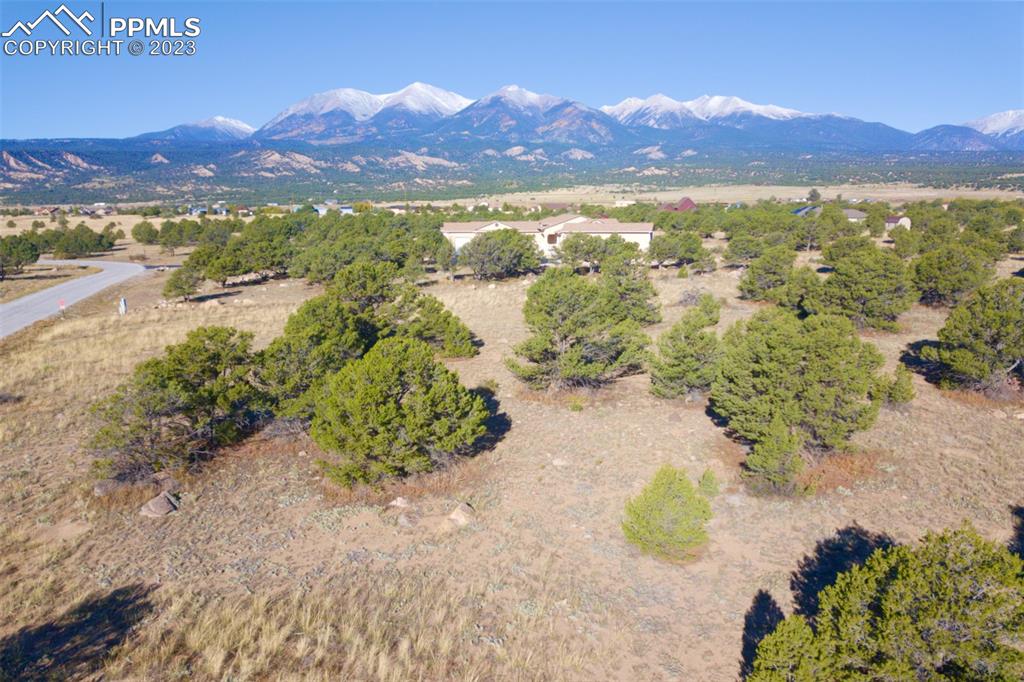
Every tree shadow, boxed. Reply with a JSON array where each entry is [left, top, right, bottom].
[[899, 339, 945, 386], [791, 524, 895, 621], [0, 583, 156, 680], [468, 385, 512, 455], [739, 589, 785, 679], [190, 290, 240, 303], [1010, 506, 1024, 560]]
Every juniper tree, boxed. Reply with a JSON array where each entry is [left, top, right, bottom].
[[912, 242, 992, 306], [749, 526, 1024, 681], [311, 337, 488, 486], [711, 309, 884, 452], [806, 245, 917, 330], [90, 327, 266, 478], [458, 228, 542, 279]]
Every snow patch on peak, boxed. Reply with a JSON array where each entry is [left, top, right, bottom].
[[485, 85, 564, 111], [379, 82, 473, 116], [602, 93, 807, 124], [682, 95, 804, 121], [964, 110, 1024, 136], [193, 116, 255, 137]]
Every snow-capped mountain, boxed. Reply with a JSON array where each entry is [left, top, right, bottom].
[[964, 110, 1024, 150], [134, 116, 255, 142], [965, 110, 1024, 136], [257, 82, 473, 141], [430, 85, 631, 145], [601, 93, 806, 128]]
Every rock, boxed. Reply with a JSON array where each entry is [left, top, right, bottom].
[[200, 299, 222, 308], [241, 298, 256, 306], [551, 458, 568, 467], [93, 479, 129, 498], [1014, 412, 1024, 420], [488, 283, 496, 289], [447, 502, 476, 527], [139, 492, 178, 518], [388, 496, 412, 509], [151, 471, 180, 493]]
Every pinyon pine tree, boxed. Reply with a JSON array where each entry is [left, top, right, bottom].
[[507, 267, 650, 390], [649, 294, 721, 398], [738, 245, 796, 301], [921, 278, 1024, 390]]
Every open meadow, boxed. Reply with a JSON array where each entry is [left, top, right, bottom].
[[1, 221, 1022, 680]]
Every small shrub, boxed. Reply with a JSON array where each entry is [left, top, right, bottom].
[[743, 415, 805, 493], [567, 395, 585, 412], [698, 469, 719, 497], [886, 364, 915, 404], [622, 465, 712, 561]]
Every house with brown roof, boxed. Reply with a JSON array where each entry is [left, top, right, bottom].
[[885, 215, 912, 230], [659, 197, 697, 213], [441, 214, 653, 257]]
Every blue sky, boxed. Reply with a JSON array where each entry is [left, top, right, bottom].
[[1, 1, 1021, 138]]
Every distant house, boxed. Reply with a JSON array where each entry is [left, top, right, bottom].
[[659, 197, 697, 213], [188, 205, 208, 216], [338, 205, 354, 215], [614, 199, 636, 208], [34, 206, 60, 216], [441, 213, 653, 257], [885, 215, 912, 230], [539, 202, 573, 212], [793, 205, 866, 222]]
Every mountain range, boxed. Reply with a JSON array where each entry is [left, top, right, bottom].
[[125, 83, 1024, 152], [2, 83, 1022, 203]]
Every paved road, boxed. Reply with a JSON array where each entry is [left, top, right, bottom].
[[0, 259, 148, 339]]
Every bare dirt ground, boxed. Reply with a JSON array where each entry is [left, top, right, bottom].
[[446, 183, 1024, 208], [0, 263, 101, 303], [1, 242, 1022, 680]]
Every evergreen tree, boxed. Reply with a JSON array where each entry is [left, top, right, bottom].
[[458, 229, 542, 279], [162, 265, 202, 301], [921, 278, 1024, 389], [807, 245, 917, 330], [507, 267, 650, 390], [711, 310, 884, 451], [739, 245, 796, 301], [649, 294, 721, 398], [555, 233, 607, 271], [743, 414, 805, 492], [913, 243, 992, 306], [622, 465, 712, 562], [750, 526, 1024, 681], [311, 338, 488, 486]]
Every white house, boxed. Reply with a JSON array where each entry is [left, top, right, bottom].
[[885, 215, 912, 230], [441, 214, 654, 258]]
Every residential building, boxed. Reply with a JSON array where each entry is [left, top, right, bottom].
[[885, 215, 912, 230], [659, 197, 697, 213], [441, 214, 653, 257]]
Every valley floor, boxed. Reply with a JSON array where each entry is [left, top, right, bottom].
[[1, 240, 1022, 679]]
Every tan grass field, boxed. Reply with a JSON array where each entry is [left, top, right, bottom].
[[441, 182, 1024, 208], [1, 235, 1022, 680], [0, 263, 101, 303]]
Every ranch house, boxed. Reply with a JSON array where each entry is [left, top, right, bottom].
[[441, 214, 654, 257]]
